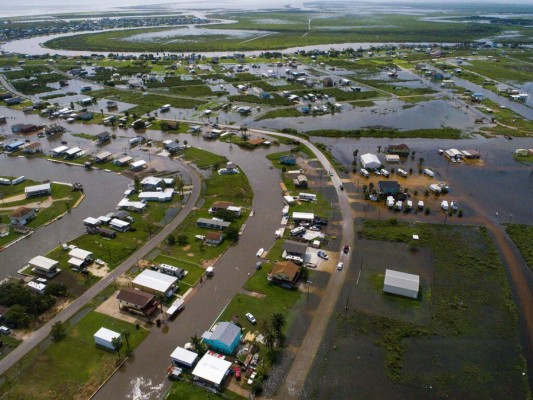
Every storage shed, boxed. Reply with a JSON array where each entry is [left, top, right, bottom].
[[170, 346, 198, 368], [94, 327, 121, 351], [360, 153, 381, 169], [383, 269, 420, 299]]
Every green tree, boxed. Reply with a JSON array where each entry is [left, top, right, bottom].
[[5, 305, 30, 328], [225, 225, 240, 242], [271, 313, 286, 343], [190, 334, 207, 356], [263, 328, 276, 350], [166, 234, 176, 246], [45, 283, 67, 297], [112, 336, 123, 358], [122, 329, 131, 355], [133, 119, 145, 130], [51, 321, 67, 342], [177, 234, 188, 246]]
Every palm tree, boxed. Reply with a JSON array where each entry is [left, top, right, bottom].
[[112, 336, 123, 359], [122, 329, 131, 355], [271, 313, 286, 341], [418, 157, 425, 166], [263, 329, 276, 350], [190, 334, 207, 356], [377, 145, 382, 153], [353, 149, 359, 161]]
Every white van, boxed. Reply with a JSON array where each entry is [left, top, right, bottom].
[[360, 168, 369, 178], [430, 184, 442, 194], [290, 226, 306, 237], [423, 168, 435, 178], [441, 200, 449, 211]]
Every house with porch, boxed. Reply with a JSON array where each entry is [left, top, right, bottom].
[[10, 207, 36, 225], [268, 260, 301, 289]]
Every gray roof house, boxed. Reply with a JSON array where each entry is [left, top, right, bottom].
[[282, 240, 308, 258]]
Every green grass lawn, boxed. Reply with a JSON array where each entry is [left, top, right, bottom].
[[1, 311, 148, 400], [180, 147, 228, 170], [152, 254, 206, 286], [165, 380, 245, 400], [506, 224, 533, 272]]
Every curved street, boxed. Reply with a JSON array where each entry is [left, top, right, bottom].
[[0, 162, 202, 376]]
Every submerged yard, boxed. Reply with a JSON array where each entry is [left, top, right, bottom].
[[304, 220, 530, 400]]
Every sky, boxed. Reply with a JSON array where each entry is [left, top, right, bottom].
[[3, 0, 533, 18]]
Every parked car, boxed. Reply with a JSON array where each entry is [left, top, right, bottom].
[[337, 262, 344, 270], [234, 367, 241, 380], [246, 313, 256, 324], [441, 200, 449, 211], [380, 169, 389, 177], [343, 245, 350, 254], [317, 251, 329, 260], [0, 326, 11, 335], [451, 200, 459, 211], [309, 225, 321, 231], [247, 372, 257, 385]]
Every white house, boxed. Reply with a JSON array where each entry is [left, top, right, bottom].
[[360, 153, 381, 169], [94, 327, 121, 351], [28, 255, 60, 277], [25, 183, 51, 198], [192, 353, 232, 389], [383, 269, 420, 299], [68, 248, 93, 270], [132, 269, 178, 298], [110, 218, 131, 232]]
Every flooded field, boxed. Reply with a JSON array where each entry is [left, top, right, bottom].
[[301, 225, 529, 400], [256, 99, 477, 132], [124, 27, 271, 43]]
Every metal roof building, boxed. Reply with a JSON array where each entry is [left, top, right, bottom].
[[360, 153, 381, 169], [383, 269, 420, 299], [132, 269, 178, 297], [192, 353, 232, 388]]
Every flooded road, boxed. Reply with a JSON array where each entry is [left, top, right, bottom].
[[0, 156, 130, 276]]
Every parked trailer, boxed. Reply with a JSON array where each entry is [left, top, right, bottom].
[[11, 176, 26, 185]]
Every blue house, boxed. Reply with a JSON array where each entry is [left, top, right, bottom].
[[4, 140, 25, 152], [279, 155, 297, 165], [202, 322, 242, 355]]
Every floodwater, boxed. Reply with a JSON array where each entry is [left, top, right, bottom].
[[124, 27, 270, 43], [0, 30, 456, 58], [0, 156, 130, 277], [314, 135, 533, 225], [256, 99, 477, 132]]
